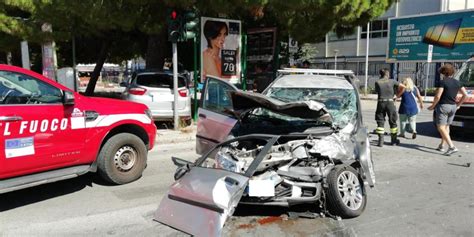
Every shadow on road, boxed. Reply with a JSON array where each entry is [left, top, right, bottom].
[[396, 142, 443, 154], [0, 173, 112, 212], [369, 136, 442, 155], [417, 121, 474, 142], [233, 204, 289, 217], [370, 121, 474, 144], [414, 121, 439, 138], [233, 203, 324, 218]]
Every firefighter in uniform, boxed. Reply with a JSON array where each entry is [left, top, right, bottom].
[[375, 69, 405, 147]]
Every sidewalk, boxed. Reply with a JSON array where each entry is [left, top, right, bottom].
[[155, 125, 196, 145], [360, 93, 434, 103]]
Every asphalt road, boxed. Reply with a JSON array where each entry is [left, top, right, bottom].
[[1, 100, 473, 237]]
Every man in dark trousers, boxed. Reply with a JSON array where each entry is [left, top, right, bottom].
[[375, 68, 405, 147]]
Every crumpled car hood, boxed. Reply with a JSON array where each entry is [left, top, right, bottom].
[[230, 91, 331, 122]]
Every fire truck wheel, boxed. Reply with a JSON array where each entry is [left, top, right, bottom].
[[97, 133, 147, 184]]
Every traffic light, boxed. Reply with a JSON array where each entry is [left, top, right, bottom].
[[183, 11, 199, 41], [167, 9, 181, 42]]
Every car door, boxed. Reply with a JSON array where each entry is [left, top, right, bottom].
[[196, 77, 238, 155], [0, 68, 86, 179], [155, 135, 278, 237]]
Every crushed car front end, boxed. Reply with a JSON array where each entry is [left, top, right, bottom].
[[155, 72, 375, 236]]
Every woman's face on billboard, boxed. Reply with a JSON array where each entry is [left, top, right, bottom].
[[211, 27, 227, 50]]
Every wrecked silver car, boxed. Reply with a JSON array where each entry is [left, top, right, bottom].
[[155, 72, 375, 236]]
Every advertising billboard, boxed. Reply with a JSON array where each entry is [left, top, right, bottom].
[[200, 17, 241, 84], [387, 10, 474, 62]]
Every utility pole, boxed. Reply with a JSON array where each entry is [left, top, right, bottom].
[[167, 9, 199, 129], [425, 44, 433, 98], [172, 42, 179, 130], [72, 36, 78, 92], [364, 22, 370, 95], [193, 36, 198, 121], [6, 52, 12, 65], [21, 41, 30, 69], [41, 23, 57, 81]]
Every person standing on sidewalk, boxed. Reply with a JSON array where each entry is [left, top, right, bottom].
[[428, 64, 468, 156], [398, 77, 424, 139], [375, 68, 405, 147]]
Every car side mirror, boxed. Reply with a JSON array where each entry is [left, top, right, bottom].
[[172, 156, 192, 167], [63, 91, 75, 105], [174, 166, 189, 180], [172, 157, 193, 180]]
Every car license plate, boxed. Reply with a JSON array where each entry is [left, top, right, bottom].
[[451, 121, 463, 127], [248, 180, 275, 197]]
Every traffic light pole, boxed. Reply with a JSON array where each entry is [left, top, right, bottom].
[[241, 34, 247, 91], [173, 42, 179, 130], [193, 36, 198, 121]]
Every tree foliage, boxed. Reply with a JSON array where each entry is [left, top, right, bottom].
[[0, 0, 394, 93]]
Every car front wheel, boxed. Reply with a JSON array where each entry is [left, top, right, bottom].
[[326, 165, 367, 218], [97, 133, 147, 184]]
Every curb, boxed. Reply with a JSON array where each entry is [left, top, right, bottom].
[[155, 126, 197, 145]]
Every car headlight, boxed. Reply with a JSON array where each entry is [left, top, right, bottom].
[[216, 151, 237, 172], [144, 109, 153, 120]]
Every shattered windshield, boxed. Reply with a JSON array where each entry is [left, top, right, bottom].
[[265, 87, 358, 128], [454, 61, 474, 87]]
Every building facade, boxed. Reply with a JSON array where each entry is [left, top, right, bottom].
[[304, 0, 474, 90]]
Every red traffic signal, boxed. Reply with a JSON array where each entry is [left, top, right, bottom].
[[171, 10, 177, 20]]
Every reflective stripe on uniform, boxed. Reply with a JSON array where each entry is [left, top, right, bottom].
[[376, 127, 385, 134], [390, 127, 398, 134]]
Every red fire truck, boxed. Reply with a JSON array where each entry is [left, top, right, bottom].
[[0, 65, 157, 193], [452, 58, 474, 129]]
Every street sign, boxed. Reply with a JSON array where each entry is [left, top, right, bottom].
[[427, 44, 433, 63], [387, 9, 474, 62], [289, 37, 298, 53], [221, 49, 237, 76], [200, 17, 241, 84]]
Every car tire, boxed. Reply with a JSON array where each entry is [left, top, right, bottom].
[[184, 118, 193, 127], [326, 165, 366, 218], [97, 133, 147, 184]]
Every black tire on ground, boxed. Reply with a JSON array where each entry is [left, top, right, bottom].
[[97, 133, 147, 184], [184, 118, 193, 127], [326, 165, 367, 218]]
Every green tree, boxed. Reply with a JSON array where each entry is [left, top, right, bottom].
[[0, 0, 394, 94]]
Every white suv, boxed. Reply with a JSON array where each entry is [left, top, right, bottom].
[[121, 71, 192, 125]]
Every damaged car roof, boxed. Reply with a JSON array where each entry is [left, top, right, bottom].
[[230, 90, 330, 120]]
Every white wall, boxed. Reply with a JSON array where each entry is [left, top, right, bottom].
[[469, 0, 474, 8], [448, 0, 474, 10], [381, 2, 397, 18], [398, 0, 441, 16], [303, 42, 326, 58], [327, 40, 359, 57], [358, 38, 388, 56]]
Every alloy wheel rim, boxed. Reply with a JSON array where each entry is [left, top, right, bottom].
[[337, 170, 363, 210]]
